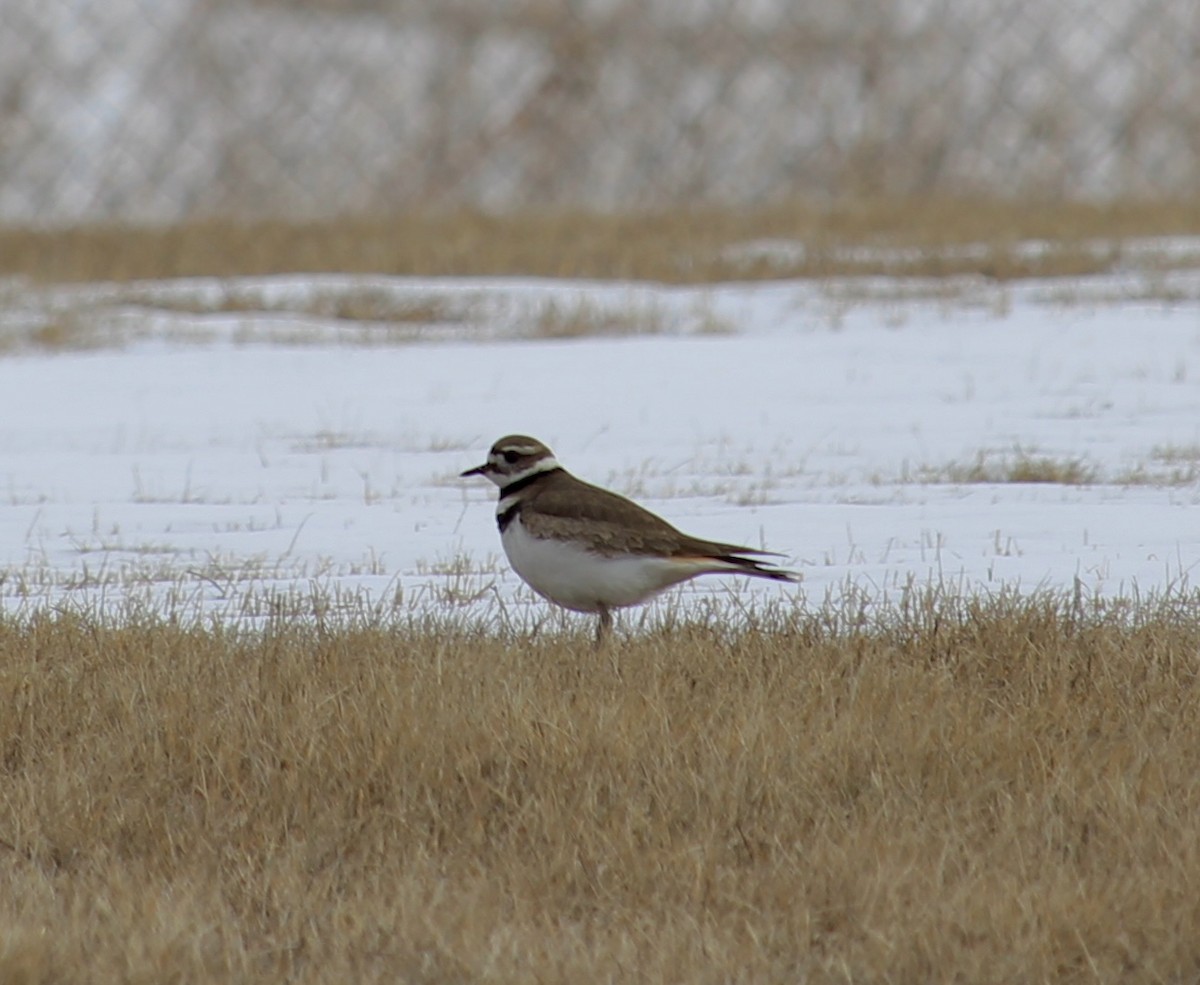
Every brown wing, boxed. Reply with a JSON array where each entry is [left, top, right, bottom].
[[522, 471, 777, 559]]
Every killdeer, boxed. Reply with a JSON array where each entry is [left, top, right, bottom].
[[461, 435, 797, 643]]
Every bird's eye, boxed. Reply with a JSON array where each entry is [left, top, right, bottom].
[[503, 450, 519, 464]]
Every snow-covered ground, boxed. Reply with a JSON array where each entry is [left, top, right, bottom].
[[1, 258, 1199, 629]]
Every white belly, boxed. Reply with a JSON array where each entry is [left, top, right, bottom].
[[500, 519, 706, 612]]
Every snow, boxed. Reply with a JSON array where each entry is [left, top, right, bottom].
[[1, 260, 1199, 628]]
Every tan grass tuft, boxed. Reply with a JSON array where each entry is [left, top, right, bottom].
[[528, 298, 666, 339], [914, 449, 1100, 485]]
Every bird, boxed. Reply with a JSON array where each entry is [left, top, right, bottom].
[[460, 435, 797, 643]]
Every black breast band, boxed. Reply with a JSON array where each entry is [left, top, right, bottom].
[[497, 502, 521, 532]]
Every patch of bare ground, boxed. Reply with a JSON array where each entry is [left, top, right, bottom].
[[1, 587, 1199, 982]]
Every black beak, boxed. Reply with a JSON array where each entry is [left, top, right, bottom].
[[460, 464, 488, 478]]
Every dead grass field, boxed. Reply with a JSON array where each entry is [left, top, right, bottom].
[[2, 589, 1199, 983], [6, 198, 1200, 284]]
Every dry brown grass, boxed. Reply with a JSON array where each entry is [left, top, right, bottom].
[[901, 447, 1200, 489], [908, 449, 1101, 486], [5, 198, 1200, 285], [529, 298, 668, 339], [2, 588, 1200, 983]]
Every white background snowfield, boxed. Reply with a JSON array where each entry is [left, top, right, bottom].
[[1, 251, 1198, 629]]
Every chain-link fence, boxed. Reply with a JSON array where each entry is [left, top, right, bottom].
[[3, 0, 1198, 226]]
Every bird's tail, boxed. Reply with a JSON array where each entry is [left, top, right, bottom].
[[711, 553, 799, 583]]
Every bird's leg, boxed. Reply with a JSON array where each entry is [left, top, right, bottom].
[[594, 606, 613, 648]]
